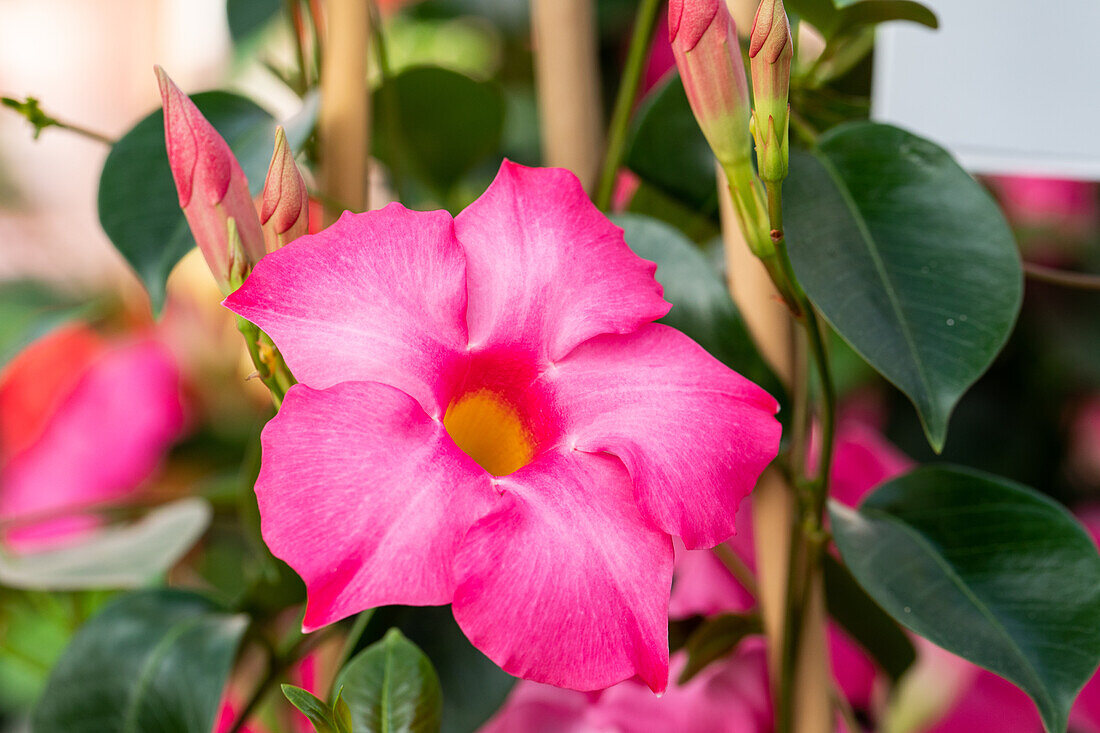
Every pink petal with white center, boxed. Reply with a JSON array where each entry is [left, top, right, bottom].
[[224, 204, 469, 416], [543, 323, 781, 549], [0, 340, 184, 552], [452, 449, 673, 693], [256, 381, 495, 631], [454, 161, 669, 362]]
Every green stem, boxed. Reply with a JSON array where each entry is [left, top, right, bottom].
[[285, 0, 310, 93], [236, 316, 294, 408], [366, 0, 405, 203], [593, 0, 662, 210], [1024, 261, 1100, 291], [712, 544, 759, 597], [328, 609, 376, 696], [227, 629, 336, 733], [764, 179, 837, 733]]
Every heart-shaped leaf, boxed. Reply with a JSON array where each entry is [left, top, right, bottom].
[[830, 466, 1100, 733], [31, 589, 248, 733], [0, 498, 211, 590], [98, 92, 315, 312], [335, 628, 442, 733], [785, 123, 1022, 451]]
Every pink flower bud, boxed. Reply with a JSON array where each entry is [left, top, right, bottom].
[[749, 0, 793, 183], [668, 0, 753, 180], [155, 66, 265, 292], [260, 126, 309, 251]]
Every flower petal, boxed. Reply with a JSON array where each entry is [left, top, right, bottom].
[[455, 161, 669, 362], [1, 340, 184, 552], [224, 204, 469, 416], [453, 449, 673, 693], [256, 381, 496, 631], [544, 324, 781, 549]]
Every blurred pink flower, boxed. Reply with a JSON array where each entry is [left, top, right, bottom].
[[225, 160, 782, 692], [0, 324, 185, 553], [479, 641, 772, 733], [989, 176, 1097, 263], [993, 177, 1097, 230], [1070, 397, 1100, 487]]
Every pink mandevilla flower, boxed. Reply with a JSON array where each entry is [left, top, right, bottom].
[[0, 325, 184, 552], [224, 160, 782, 692]]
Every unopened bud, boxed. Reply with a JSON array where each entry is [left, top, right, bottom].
[[156, 66, 265, 292], [227, 218, 249, 292], [260, 126, 309, 251], [749, 0, 793, 183], [669, 0, 754, 181]]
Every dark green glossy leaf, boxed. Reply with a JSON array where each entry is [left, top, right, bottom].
[[822, 553, 915, 682], [373, 66, 504, 196], [0, 498, 211, 590], [785, 123, 1022, 451], [335, 628, 442, 733], [31, 589, 248, 733], [625, 73, 718, 214], [227, 0, 282, 42], [0, 282, 94, 369], [612, 213, 780, 396], [830, 466, 1100, 733], [98, 92, 314, 312], [678, 613, 761, 684], [282, 685, 339, 733], [359, 606, 512, 733]]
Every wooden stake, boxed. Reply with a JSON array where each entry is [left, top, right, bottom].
[[318, 0, 370, 224], [530, 0, 604, 190]]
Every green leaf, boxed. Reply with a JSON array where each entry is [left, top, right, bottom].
[[359, 606, 512, 733], [282, 685, 339, 733], [612, 213, 780, 396], [786, 0, 841, 35], [0, 499, 212, 590], [333, 689, 354, 733], [98, 92, 315, 312], [335, 628, 442, 733], [785, 123, 1022, 451], [0, 281, 93, 370], [678, 613, 761, 684], [832, 1, 937, 37], [625, 73, 718, 214], [830, 466, 1100, 733], [822, 553, 915, 682], [31, 589, 248, 733], [227, 0, 282, 42], [373, 66, 504, 197], [792, 0, 935, 38]]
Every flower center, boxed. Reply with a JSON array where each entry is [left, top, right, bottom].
[[443, 388, 535, 477]]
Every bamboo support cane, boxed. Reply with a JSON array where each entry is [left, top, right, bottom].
[[530, 0, 604, 190], [318, 0, 370, 223]]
